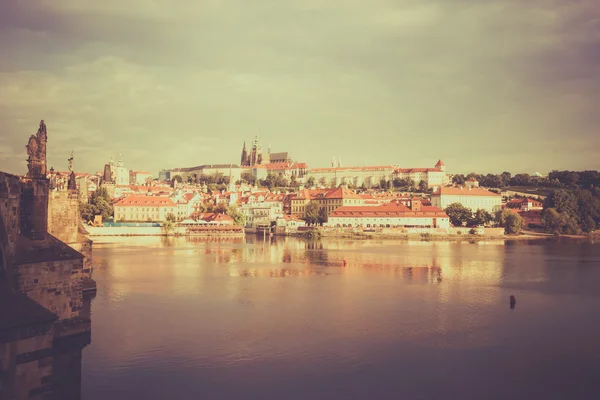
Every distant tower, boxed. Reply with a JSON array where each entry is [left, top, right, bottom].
[[435, 159, 446, 172], [332, 156, 336, 168], [241, 141, 248, 166], [338, 157, 342, 168]]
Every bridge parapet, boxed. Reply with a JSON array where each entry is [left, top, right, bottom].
[[0, 172, 23, 281]]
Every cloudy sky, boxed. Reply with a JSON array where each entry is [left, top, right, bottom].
[[1, 0, 599, 176]]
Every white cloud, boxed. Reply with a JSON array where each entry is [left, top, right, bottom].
[[0, 0, 599, 174]]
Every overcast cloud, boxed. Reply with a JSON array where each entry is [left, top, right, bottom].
[[1, 0, 599, 175]]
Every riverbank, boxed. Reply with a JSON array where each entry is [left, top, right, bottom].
[[85, 226, 244, 237], [287, 229, 593, 242]]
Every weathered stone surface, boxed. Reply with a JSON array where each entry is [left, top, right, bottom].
[[25, 120, 48, 179], [47, 190, 79, 245], [19, 177, 49, 241], [0, 121, 93, 400]]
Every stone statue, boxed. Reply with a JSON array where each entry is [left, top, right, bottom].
[[26, 120, 48, 178], [68, 151, 74, 172]]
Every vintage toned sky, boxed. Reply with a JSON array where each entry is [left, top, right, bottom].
[[1, 0, 599, 176]]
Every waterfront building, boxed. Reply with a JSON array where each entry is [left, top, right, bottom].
[[430, 187, 502, 213], [290, 189, 327, 218], [190, 212, 235, 225], [326, 198, 450, 228], [275, 214, 306, 233], [465, 178, 479, 188], [506, 197, 543, 211], [173, 192, 203, 221], [114, 195, 177, 222], [314, 187, 365, 216], [239, 193, 284, 227]]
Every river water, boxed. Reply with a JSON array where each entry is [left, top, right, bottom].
[[82, 236, 600, 399]]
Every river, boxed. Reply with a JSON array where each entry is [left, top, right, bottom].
[[81, 236, 600, 399]]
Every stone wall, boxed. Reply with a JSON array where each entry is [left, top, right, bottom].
[[69, 239, 93, 279], [0, 173, 22, 280], [0, 326, 54, 399], [19, 177, 49, 241], [48, 190, 79, 244], [17, 257, 83, 320]]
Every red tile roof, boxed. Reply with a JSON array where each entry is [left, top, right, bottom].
[[433, 187, 500, 197], [115, 195, 176, 207], [322, 187, 363, 199], [330, 202, 447, 218]]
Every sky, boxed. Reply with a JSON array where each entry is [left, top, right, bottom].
[[0, 0, 599, 176]]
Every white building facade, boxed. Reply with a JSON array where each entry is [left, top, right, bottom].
[[326, 202, 450, 228], [114, 195, 178, 222], [430, 187, 502, 213]]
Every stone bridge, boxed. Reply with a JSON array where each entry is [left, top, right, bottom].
[[0, 121, 94, 399]]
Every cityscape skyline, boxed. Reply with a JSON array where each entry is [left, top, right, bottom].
[[1, 1, 600, 175]]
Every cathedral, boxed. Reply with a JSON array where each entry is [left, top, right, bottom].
[[240, 136, 270, 167]]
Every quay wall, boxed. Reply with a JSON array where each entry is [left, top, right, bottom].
[[17, 257, 83, 321], [86, 226, 244, 237]]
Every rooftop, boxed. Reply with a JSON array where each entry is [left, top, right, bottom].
[[433, 187, 501, 197], [115, 195, 176, 207]]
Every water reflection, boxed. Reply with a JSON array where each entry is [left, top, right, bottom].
[[83, 236, 600, 400]]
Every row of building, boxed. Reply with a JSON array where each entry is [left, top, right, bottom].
[[109, 182, 510, 231], [157, 137, 451, 189]]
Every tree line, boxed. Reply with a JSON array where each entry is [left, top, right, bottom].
[[452, 170, 600, 190], [444, 203, 525, 234]]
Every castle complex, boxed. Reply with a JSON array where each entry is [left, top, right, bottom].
[[240, 136, 291, 167]]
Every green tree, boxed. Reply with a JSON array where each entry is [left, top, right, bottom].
[[161, 220, 175, 235], [500, 172, 512, 187], [304, 202, 320, 226], [166, 213, 177, 223], [214, 202, 228, 214], [93, 198, 113, 220], [80, 202, 95, 222], [470, 209, 493, 227], [290, 175, 299, 188], [505, 213, 525, 234], [226, 205, 246, 226], [444, 203, 472, 227], [418, 180, 428, 192], [241, 171, 256, 185], [171, 175, 183, 186], [317, 207, 328, 226], [542, 208, 580, 235], [452, 174, 465, 185], [494, 208, 514, 227], [582, 216, 596, 233], [547, 189, 578, 216], [307, 177, 315, 187]]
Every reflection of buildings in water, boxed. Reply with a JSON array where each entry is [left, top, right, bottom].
[[231, 268, 327, 278], [0, 292, 92, 400]]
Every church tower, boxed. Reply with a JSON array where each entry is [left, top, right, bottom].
[[241, 141, 248, 166]]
